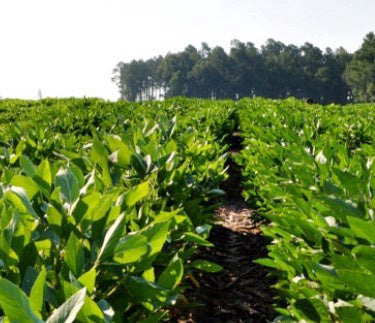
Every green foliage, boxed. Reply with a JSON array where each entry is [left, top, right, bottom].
[[0, 97, 233, 322], [238, 97, 375, 322]]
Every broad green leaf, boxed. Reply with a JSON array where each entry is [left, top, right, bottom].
[[352, 245, 375, 274], [29, 268, 47, 316], [61, 282, 104, 323], [142, 267, 155, 282], [34, 159, 52, 196], [125, 276, 167, 303], [91, 136, 111, 188], [106, 135, 132, 167], [293, 298, 324, 322], [336, 306, 363, 323], [183, 232, 214, 247], [347, 217, 375, 243], [191, 260, 223, 273], [10, 175, 39, 200], [337, 270, 375, 298], [0, 277, 43, 323], [157, 257, 183, 290], [207, 189, 226, 197], [74, 192, 101, 228], [78, 268, 96, 294], [20, 155, 37, 177], [141, 221, 171, 256], [124, 181, 150, 208], [0, 234, 19, 266], [114, 233, 149, 264], [64, 232, 85, 277], [97, 213, 125, 262], [21, 267, 39, 296], [4, 186, 38, 218], [46, 288, 86, 323], [54, 167, 79, 205]]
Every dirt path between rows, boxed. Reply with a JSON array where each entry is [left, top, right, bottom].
[[175, 133, 274, 322]]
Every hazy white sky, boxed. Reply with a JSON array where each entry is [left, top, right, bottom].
[[0, 0, 374, 100]]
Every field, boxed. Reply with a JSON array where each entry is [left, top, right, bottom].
[[0, 97, 374, 322]]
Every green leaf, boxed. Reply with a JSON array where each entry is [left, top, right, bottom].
[[64, 232, 85, 277], [293, 298, 321, 322], [46, 288, 86, 323], [20, 155, 37, 177], [10, 175, 40, 200], [125, 276, 167, 303], [106, 135, 132, 167], [337, 269, 375, 298], [157, 257, 183, 290], [207, 189, 226, 197], [124, 181, 150, 208], [54, 167, 79, 205], [114, 233, 149, 264], [352, 245, 375, 274], [0, 233, 19, 266], [92, 136, 112, 189], [141, 221, 171, 256], [336, 306, 363, 323], [4, 185, 38, 218], [61, 282, 104, 323], [191, 260, 223, 273], [29, 268, 47, 316], [0, 277, 43, 323], [34, 159, 52, 196], [97, 213, 125, 262], [78, 268, 96, 294], [321, 196, 362, 221], [183, 232, 214, 247], [347, 217, 375, 243]]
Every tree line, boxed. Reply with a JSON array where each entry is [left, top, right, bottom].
[[112, 32, 375, 104]]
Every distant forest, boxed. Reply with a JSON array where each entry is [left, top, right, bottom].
[[113, 32, 375, 104]]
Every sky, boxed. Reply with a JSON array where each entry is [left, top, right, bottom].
[[0, 0, 374, 101]]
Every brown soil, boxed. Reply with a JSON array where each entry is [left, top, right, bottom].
[[173, 131, 274, 322]]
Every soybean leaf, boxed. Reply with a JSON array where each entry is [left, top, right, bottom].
[[337, 270, 375, 298], [46, 287, 86, 323], [0, 277, 43, 323], [125, 276, 167, 303], [191, 260, 223, 273], [33, 159, 52, 196], [77, 268, 96, 294], [20, 155, 37, 177], [29, 268, 47, 315], [347, 216, 375, 243], [4, 186, 38, 218], [336, 306, 363, 323], [141, 221, 171, 256], [157, 257, 184, 290], [352, 245, 375, 274], [92, 136, 112, 189], [64, 232, 85, 277], [124, 181, 150, 208], [97, 213, 125, 262], [114, 234, 149, 264], [54, 167, 79, 205], [10, 175, 40, 200], [183, 232, 214, 247]]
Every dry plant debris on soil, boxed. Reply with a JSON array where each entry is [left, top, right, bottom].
[[174, 141, 274, 322]]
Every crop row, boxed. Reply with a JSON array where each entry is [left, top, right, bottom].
[[0, 98, 235, 322], [237, 98, 375, 322]]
